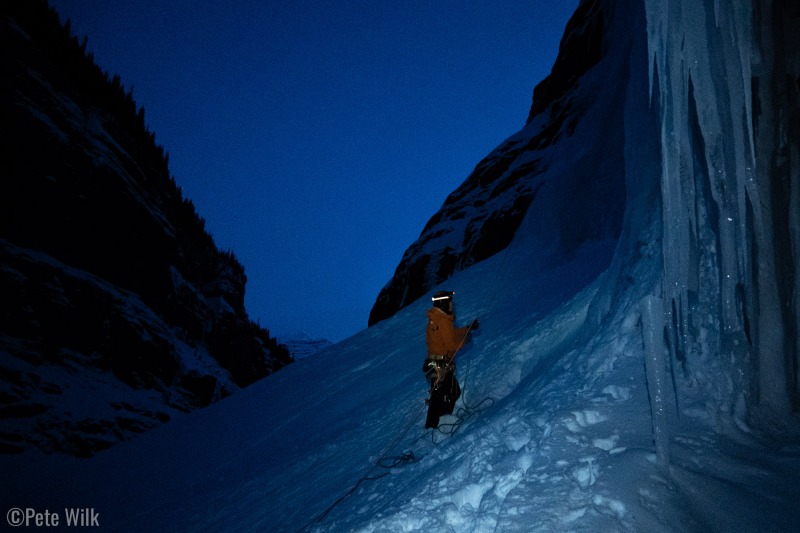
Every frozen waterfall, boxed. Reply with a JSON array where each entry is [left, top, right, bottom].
[[642, 0, 799, 430]]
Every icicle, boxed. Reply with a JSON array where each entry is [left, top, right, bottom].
[[641, 0, 765, 415], [748, 0, 797, 420], [641, 295, 671, 473]]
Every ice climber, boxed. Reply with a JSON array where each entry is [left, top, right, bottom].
[[423, 290, 479, 429]]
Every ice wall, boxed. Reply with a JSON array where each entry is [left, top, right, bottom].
[[642, 0, 799, 429]]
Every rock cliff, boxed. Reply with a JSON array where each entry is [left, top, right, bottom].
[[0, 1, 292, 456]]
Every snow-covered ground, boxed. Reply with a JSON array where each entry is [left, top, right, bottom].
[[3, 229, 798, 532]]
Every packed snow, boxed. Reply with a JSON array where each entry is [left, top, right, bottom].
[[3, 228, 798, 531]]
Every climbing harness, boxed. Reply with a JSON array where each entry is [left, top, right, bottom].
[[427, 234, 520, 440], [425, 357, 455, 391], [298, 234, 519, 530]]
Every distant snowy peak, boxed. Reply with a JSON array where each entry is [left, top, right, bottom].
[[369, 0, 621, 326], [278, 333, 333, 360]]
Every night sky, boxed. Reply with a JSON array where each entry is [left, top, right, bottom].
[[48, 0, 579, 342]]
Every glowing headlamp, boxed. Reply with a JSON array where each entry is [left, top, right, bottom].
[[431, 291, 455, 302]]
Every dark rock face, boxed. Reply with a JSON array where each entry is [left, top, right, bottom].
[[369, 0, 618, 326], [0, 1, 292, 456]]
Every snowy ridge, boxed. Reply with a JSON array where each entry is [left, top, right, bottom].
[[369, 0, 616, 326], [278, 333, 333, 360]]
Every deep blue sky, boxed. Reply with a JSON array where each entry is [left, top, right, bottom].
[[49, 0, 578, 342]]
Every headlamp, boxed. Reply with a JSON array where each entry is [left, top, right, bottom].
[[431, 291, 455, 302]]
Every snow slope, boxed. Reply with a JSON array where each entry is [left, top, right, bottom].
[[3, 227, 799, 532]]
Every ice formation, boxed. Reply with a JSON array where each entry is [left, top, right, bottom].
[[642, 0, 799, 430]]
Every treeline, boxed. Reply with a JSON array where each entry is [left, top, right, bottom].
[[8, 0, 243, 277], [4, 0, 287, 370], [11, 1, 167, 173]]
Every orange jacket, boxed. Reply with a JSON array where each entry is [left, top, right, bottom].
[[426, 307, 470, 359]]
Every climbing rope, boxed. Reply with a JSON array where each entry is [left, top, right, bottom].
[[295, 400, 426, 532], [433, 396, 495, 442], [297, 235, 520, 530], [431, 235, 518, 440]]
